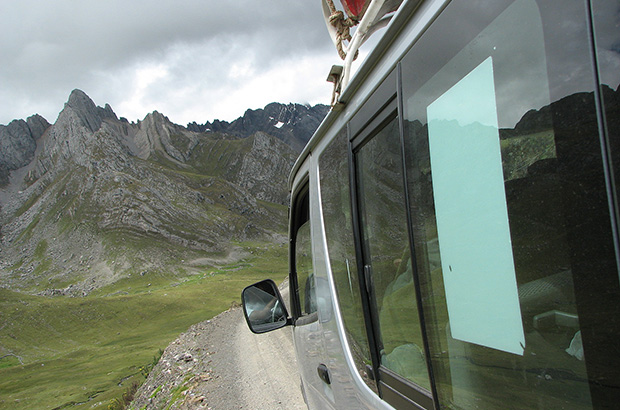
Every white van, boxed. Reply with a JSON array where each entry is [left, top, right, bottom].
[[242, 0, 620, 408]]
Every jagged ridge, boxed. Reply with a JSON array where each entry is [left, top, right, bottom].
[[187, 102, 329, 152]]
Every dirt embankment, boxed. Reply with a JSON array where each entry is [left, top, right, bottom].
[[130, 285, 305, 410]]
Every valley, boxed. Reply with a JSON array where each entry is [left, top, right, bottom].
[[0, 241, 288, 409]]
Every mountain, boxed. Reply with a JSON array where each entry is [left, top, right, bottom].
[[187, 102, 329, 152], [0, 90, 326, 296]]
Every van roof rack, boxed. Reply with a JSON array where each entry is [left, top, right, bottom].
[[322, 0, 403, 103]]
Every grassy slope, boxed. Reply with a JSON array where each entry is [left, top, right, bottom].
[[0, 242, 288, 410]]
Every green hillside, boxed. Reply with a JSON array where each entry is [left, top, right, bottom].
[[0, 241, 288, 410]]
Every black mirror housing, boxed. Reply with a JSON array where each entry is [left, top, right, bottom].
[[241, 279, 291, 334]]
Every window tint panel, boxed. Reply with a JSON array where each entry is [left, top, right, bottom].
[[427, 57, 525, 355]]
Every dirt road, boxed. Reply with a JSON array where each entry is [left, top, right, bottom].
[[130, 285, 306, 410]]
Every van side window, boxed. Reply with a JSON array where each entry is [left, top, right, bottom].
[[401, 0, 617, 408], [319, 129, 377, 392], [291, 185, 316, 317], [354, 113, 431, 393]]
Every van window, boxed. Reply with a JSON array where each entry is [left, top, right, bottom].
[[319, 129, 377, 392], [401, 0, 618, 408], [291, 185, 317, 317], [354, 113, 431, 392]]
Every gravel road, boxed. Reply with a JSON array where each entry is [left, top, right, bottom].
[[130, 284, 306, 410]]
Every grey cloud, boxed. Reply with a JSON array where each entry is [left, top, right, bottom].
[[0, 0, 335, 124]]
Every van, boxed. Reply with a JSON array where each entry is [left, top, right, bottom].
[[242, 0, 620, 408]]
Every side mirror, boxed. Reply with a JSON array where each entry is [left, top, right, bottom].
[[242, 279, 291, 334]]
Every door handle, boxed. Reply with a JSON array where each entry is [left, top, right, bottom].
[[317, 363, 331, 385]]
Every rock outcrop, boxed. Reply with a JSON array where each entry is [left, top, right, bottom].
[[236, 132, 295, 204], [0, 115, 51, 185]]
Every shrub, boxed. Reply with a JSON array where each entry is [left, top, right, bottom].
[[108, 382, 139, 410]]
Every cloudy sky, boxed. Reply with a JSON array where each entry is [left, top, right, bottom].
[[0, 0, 360, 126]]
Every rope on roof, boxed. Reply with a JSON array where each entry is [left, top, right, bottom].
[[325, 0, 360, 60]]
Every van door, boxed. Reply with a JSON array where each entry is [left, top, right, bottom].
[[290, 174, 336, 409]]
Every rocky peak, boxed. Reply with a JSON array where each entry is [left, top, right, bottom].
[[0, 120, 37, 170], [0, 88, 326, 301], [27, 91, 123, 182], [64, 89, 118, 133], [26, 114, 51, 140]]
